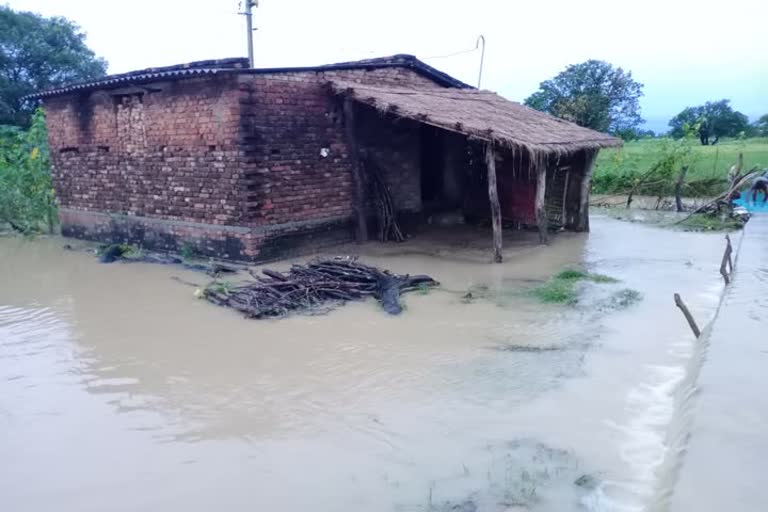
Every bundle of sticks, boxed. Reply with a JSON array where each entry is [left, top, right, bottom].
[[363, 157, 405, 242], [204, 258, 438, 318]]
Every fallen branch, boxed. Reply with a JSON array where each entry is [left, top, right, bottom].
[[674, 293, 701, 338], [675, 161, 759, 225], [719, 234, 733, 284], [203, 258, 438, 318]]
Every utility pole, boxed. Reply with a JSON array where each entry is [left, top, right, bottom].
[[243, 1, 257, 67], [476, 35, 486, 89]]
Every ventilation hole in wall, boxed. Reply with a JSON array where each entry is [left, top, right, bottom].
[[97, 145, 110, 153], [59, 147, 79, 154], [208, 145, 217, 152], [270, 148, 281, 155]]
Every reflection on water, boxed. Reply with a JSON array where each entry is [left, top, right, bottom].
[[0, 217, 728, 511]]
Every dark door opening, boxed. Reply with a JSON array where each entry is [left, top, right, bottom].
[[420, 125, 444, 208]]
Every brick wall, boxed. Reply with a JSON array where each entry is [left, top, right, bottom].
[[354, 105, 422, 212], [45, 66, 447, 260], [46, 75, 248, 225]]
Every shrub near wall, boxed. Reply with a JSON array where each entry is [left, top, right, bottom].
[[0, 109, 57, 233]]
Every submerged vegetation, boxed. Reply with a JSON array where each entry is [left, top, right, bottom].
[[96, 243, 145, 262], [598, 288, 643, 310], [599, 207, 746, 232], [532, 269, 618, 304], [678, 213, 745, 232]]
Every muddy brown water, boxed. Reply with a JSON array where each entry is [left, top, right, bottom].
[[0, 216, 733, 511]]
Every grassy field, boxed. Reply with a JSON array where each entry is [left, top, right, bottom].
[[593, 137, 768, 196]]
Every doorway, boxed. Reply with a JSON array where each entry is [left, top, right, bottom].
[[420, 125, 444, 209]]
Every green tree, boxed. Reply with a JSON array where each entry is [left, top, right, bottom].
[[668, 100, 749, 145], [524, 60, 644, 135], [752, 114, 768, 137], [0, 6, 107, 126], [0, 109, 56, 233]]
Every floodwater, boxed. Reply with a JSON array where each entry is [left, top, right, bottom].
[[663, 215, 768, 512], [0, 216, 735, 512]]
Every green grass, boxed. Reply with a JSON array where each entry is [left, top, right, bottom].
[[678, 213, 744, 231], [532, 268, 619, 304], [593, 137, 768, 197]]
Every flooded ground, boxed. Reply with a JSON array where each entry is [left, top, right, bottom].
[[664, 214, 768, 512], [0, 216, 730, 511]]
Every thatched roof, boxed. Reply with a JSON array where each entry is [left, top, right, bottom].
[[327, 80, 622, 156]]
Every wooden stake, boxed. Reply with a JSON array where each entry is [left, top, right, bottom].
[[535, 163, 548, 244], [674, 165, 689, 212], [577, 149, 597, 232], [674, 293, 701, 338], [485, 143, 503, 263], [342, 98, 368, 243], [720, 234, 733, 284]]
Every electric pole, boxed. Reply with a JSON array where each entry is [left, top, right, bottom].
[[243, 1, 257, 67], [476, 35, 485, 89]]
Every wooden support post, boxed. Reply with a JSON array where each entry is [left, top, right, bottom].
[[485, 143, 503, 263], [561, 170, 570, 228], [577, 149, 597, 232], [342, 98, 368, 243], [535, 163, 548, 244], [674, 293, 701, 338]]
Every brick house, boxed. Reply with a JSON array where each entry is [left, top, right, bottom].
[[31, 55, 620, 262]]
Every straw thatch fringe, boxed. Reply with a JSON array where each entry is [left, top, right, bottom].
[[326, 80, 622, 162]]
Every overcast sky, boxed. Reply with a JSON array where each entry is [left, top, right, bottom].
[[9, 0, 767, 132]]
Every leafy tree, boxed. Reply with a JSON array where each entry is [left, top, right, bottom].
[[615, 127, 656, 141], [0, 109, 56, 233], [752, 114, 768, 137], [668, 100, 749, 145], [524, 60, 644, 134], [0, 6, 107, 126]]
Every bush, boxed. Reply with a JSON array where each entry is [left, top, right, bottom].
[[0, 109, 56, 233]]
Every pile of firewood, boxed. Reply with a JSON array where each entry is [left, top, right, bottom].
[[203, 258, 438, 318]]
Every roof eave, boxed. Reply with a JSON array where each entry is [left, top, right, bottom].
[[25, 54, 472, 101]]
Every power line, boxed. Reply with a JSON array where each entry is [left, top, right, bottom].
[[422, 46, 479, 60]]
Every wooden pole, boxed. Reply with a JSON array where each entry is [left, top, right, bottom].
[[342, 98, 368, 243], [577, 149, 597, 232], [535, 160, 548, 244], [561, 170, 570, 228], [674, 293, 701, 338], [485, 143, 503, 263]]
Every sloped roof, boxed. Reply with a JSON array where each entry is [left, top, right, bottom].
[[26, 58, 251, 100], [26, 54, 470, 100], [328, 80, 622, 155]]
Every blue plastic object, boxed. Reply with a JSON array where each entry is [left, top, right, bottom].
[[733, 197, 768, 213]]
